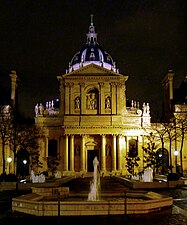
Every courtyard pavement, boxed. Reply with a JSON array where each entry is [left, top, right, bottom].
[[0, 177, 187, 225]]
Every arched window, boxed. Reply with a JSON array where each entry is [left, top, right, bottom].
[[128, 139, 138, 157]]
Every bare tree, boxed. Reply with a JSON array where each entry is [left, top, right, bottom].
[[142, 132, 158, 176], [160, 120, 177, 173]]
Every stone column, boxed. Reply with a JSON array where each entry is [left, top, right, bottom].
[[81, 135, 86, 171], [112, 135, 117, 171], [101, 135, 106, 172], [64, 135, 69, 171], [70, 135, 74, 171]]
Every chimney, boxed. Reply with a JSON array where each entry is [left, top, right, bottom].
[[9, 70, 18, 108]]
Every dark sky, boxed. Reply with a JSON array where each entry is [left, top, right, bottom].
[[0, 0, 187, 119]]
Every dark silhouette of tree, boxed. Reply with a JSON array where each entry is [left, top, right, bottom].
[[175, 112, 187, 175], [9, 123, 42, 174], [46, 155, 60, 176], [149, 123, 168, 174], [0, 105, 13, 175], [125, 155, 140, 176], [142, 132, 159, 176]]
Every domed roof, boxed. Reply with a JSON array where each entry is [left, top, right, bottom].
[[67, 15, 119, 73]]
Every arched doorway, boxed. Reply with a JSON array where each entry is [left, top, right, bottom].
[[87, 150, 99, 172], [17, 149, 29, 178], [156, 148, 169, 175]]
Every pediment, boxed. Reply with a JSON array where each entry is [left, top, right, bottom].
[[85, 141, 98, 148], [64, 63, 123, 77]]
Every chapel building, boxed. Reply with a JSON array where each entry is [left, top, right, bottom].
[[34, 18, 151, 176]]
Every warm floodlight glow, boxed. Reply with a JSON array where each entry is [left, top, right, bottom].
[[7, 156, 12, 163], [174, 150, 178, 156]]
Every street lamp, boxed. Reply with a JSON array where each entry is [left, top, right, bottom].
[[174, 150, 178, 173], [7, 156, 12, 174], [23, 159, 27, 178]]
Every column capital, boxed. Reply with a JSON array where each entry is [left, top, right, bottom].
[[99, 82, 104, 87], [69, 82, 74, 87], [110, 82, 116, 87], [79, 82, 85, 87], [116, 82, 123, 87], [65, 82, 74, 87]]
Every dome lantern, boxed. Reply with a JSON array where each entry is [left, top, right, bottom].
[[67, 15, 119, 74]]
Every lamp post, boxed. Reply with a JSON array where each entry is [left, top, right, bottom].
[[174, 150, 178, 173], [7, 156, 12, 174], [23, 159, 27, 178]]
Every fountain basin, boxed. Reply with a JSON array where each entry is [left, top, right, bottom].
[[12, 186, 173, 216]]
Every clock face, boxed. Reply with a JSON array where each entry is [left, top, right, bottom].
[[137, 109, 142, 115]]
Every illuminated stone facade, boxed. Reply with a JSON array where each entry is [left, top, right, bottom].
[[34, 19, 151, 176]]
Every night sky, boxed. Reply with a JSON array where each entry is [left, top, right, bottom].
[[0, 0, 187, 119]]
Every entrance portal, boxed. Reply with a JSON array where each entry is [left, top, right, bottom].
[[87, 150, 99, 172]]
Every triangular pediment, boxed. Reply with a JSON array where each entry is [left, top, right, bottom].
[[63, 63, 124, 77]]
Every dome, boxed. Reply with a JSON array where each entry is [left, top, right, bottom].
[[67, 16, 119, 73]]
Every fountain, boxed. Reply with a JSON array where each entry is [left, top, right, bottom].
[[88, 156, 100, 201], [12, 158, 173, 216]]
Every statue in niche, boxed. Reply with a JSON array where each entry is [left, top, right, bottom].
[[89, 93, 97, 109], [105, 96, 111, 109], [74, 96, 80, 109]]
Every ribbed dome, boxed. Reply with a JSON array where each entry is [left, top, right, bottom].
[[67, 15, 119, 73]]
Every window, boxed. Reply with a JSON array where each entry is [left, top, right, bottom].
[[128, 139, 138, 157]]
